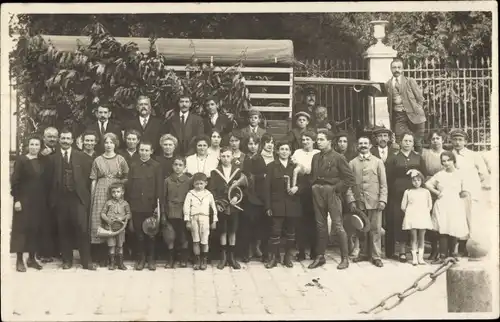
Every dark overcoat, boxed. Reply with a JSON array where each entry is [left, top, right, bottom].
[[264, 159, 303, 218]]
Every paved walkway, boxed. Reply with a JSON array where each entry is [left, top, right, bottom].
[[3, 250, 452, 321]]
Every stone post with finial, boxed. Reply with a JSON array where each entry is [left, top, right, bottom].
[[363, 20, 397, 130]]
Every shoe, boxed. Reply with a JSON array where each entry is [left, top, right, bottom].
[[40, 257, 54, 264], [351, 256, 365, 263], [418, 249, 426, 265], [372, 259, 384, 267], [165, 251, 175, 269], [308, 255, 326, 269], [62, 262, 72, 270], [200, 253, 208, 271], [147, 256, 156, 271], [227, 247, 241, 269], [83, 263, 97, 271], [193, 255, 201, 270], [16, 259, 27, 272], [337, 257, 349, 270], [135, 254, 145, 271], [265, 253, 278, 269], [98, 259, 108, 268], [411, 251, 418, 266], [27, 258, 43, 270], [432, 256, 446, 265], [428, 251, 439, 261], [179, 249, 188, 268], [108, 254, 116, 271], [283, 252, 293, 268], [295, 251, 306, 262], [117, 254, 127, 270], [217, 248, 227, 270]]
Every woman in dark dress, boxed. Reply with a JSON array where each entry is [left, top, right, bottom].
[[10, 135, 46, 272], [385, 132, 426, 262]]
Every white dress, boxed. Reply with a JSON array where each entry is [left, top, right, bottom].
[[291, 148, 320, 174], [401, 188, 434, 230], [185, 154, 219, 178], [426, 170, 469, 239]]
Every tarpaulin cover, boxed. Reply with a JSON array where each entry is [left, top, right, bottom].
[[44, 35, 294, 66]]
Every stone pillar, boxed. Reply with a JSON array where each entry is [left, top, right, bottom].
[[363, 21, 398, 129]]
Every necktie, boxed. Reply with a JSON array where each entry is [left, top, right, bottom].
[[100, 121, 106, 135], [142, 118, 147, 129], [380, 149, 385, 161], [64, 150, 69, 164], [395, 78, 401, 92], [181, 114, 185, 125]]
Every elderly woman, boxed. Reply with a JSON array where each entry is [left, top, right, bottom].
[[156, 134, 178, 180], [421, 130, 447, 261], [185, 134, 219, 178], [89, 133, 129, 266], [291, 130, 320, 261], [11, 135, 46, 272], [385, 132, 426, 262]]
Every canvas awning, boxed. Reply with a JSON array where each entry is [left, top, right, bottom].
[[42, 35, 294, 66]]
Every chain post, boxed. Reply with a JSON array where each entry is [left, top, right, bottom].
[[359, 257, 458, 315]]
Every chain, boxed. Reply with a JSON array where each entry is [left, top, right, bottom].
[[359, 257, 458, 315]]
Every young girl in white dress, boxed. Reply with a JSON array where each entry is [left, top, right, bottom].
[[425, 151, 470, 264], [401, 170, 433, 265]]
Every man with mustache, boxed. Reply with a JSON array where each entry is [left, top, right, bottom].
[[123, 96, 165, 154], [345, 136, 387, 267], [370, 126, 399, 163], [46, 128, 96, 270], [385, 58, 426, 153], [83, 104, 123, 155], [293, 87, 333, 130]]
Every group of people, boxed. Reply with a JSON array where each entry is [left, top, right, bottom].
[[10, 59, 491, 273]]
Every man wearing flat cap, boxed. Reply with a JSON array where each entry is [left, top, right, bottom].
[[450, 129, 490, 256], [294, 86, 324, 128], [370, 125, 399, 163], [386, 58, 426, 153], [240, 108, 266, 140], [286, 111, 312, 152]]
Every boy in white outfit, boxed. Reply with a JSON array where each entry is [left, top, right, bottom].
[[183, 172, 218, 270]]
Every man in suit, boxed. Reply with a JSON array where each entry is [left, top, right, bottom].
[[123, 96, 165, 154], [46, 128, 96, 270], [165, 94, 205, 156], [203, 95, 233, 143], [39, 127, 60, 263], [83, 104, 123, 155], [240, 109, 267, 142], [385, 58, 426, 153], [370, 126, 399, 163]]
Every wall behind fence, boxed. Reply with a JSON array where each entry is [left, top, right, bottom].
[[403, 57, 492, 151]]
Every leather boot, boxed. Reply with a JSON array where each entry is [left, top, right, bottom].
[[26, 256, 43, 270], [200, 252, 208, 270], [295, 249, 306, 262], [16, 257, 27, 272], [108, 254, 116, 270], [217, 246, 227, 270], [265, 243, 278, 269], [147, 244, 156, 271], [193, 255, 201, 270], [135, 252, 145, 271], [179, 249, 188, 268], [337, 232, 350, 270], [227, 246, 241, 269], [308, 255, 326, 269], [117, 254, 127, 270], [165, 249, 175, 269], [283, 240, 294, 268]]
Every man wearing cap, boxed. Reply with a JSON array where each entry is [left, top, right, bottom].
[[450, 129, 490, 256], [165, 93, 206, 156], [386, 58, 426, 153], [309, 129, 356, 269], [293, 86, 324, 129], [122, 96, 166, 154], [203, 95, 233, 142], [370, 126, 399, 163], [345, 136, 387, 267], [286, 111, 311, 152], [240, 108, 266, 140]]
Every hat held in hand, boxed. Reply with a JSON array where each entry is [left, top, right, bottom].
[[345, 208, 371, 233]]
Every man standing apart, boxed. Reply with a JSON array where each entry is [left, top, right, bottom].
[[346, 136, 387, 267], [309, 130, 355, 269], [386, 58, 426, 153]]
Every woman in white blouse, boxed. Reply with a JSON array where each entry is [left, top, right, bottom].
[[207, 130, 222, 161], [185, 135, 219, 178], [291, 130, 320, 261]]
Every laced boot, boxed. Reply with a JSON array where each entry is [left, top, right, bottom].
[[165, 250, 175, 269], [193, 255, 201, 270], [200, 252, 208, 270], [337, 233, 350, 270], [117, 253, 127, 270], [411, 250, 418, 266], [217, 246, 227, 270], [108, 254, 116, 270], [227, 246, 241, 269], [135, 252, 145, 271], [283, 240, 294, 268], [16, 255, 26, 273], [418, 248, 427, 265], [179, 249, 188, 268], [26, 255, 42, 270], [265, 251, 278, 269]]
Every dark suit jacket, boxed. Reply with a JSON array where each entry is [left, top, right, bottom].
[[118, 148, 141, 167], [123, 116, 166, 153], [47, 149, 92, 209], [209, 165, 246, 215], [385, 76, 426, 125], [264, 159, 303, 218], [85, 120, 123, 154], [204, 114, 233, 144], [165, 112, 205, 156]]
